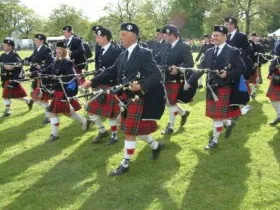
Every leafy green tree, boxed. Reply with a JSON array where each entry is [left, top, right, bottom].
[[47, 4, 90, 39]]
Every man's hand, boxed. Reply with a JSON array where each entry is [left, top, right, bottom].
[[170, 65, 178, 75], [4, 65, 14, 71], [68, 50, 72, 56], [217, 70, 227, 79], [35, 64, 41, 69], [130, 83, 141, 92], [81, 81, 92, 89]]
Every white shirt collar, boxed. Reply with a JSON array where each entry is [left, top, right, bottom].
[[215, 42, 226, 56], [127, 42, 138, 60], [230, 29, 237, 40], [101, 42, 111, 55], [37, 44, 43, 52], [171, 38, 179, 48]]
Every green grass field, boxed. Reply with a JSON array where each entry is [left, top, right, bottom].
[[0, 51, 279, 210]]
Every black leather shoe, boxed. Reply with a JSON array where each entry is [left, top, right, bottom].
[[204, 141, 217, 150], [151, 142, 165, 160], [161, 124, 174, 134], [49, 134, 59, 142], [109, 165, 129, 176], [225, 121, 236, 139], [180, 110, 190, 126], [269, 117, 280, 126], [105, 134, 118, 145], [2, 109, 11, 117], [28, 99, 34, 111], [92, 130, 109, 143], [42, 118, 50, 125]]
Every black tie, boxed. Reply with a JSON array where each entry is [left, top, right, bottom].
[[164, 44, 172, 64], [100, 48, 105, 56], [123, 50, 129, 68], [227, 34, 232, 42], [213, 47, 219, 61]]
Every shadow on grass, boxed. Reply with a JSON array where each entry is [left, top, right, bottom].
[[181, 100, 267, 209], [0, 120, 86, 186], [0, 114, 45, 154], [4, 132, 123, 209], [269, 130, 280, 166], [5, 133, 181, 210], [79, 141, 181, 210]]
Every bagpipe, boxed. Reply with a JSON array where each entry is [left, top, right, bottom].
[[78, 72, 145, 117], [188, 63, 249, 106], [73, 59, 95, 69], [255, 52, 280, 62]]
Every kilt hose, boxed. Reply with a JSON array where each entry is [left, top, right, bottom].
[[165, 82, 183, 105], [206, 86, 241, 119], [266, 80, 280, 102], [248, 67, 262, 85], [120, 94, 158, 136], [2, 80, 27, 98], [245, 80, 251, 95], [86, 85, 120, 118], [31, 87, 52, 102], [49, 91, 81, 114]]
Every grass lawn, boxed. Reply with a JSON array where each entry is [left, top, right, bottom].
[[0, 51, 279, 210]]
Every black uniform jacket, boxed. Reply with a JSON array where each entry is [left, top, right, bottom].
[[91, 44, 165, 120]]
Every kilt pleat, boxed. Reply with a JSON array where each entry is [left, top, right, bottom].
[[49, 91, 81, 114], [31, 88, 52, 102], [266, 80, 280, 101], [120, 95, 158, 136], [2, 81, 27, 98], [86, 85, 120, 118], [206, 86, 241, 119], [165, 82, 182, 105], [248, 67, 261, 84]]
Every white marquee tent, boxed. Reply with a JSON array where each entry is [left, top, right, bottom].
[[268, 28, 280, 37]]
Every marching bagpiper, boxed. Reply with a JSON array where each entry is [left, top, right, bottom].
[[160, 24, 195, 135], [24, 34, 54, 124], [266, 47, 280, 126], [195, 34, 214, 88], [85, 26, 122, 145], [31, 41, 89, 141], [82, 23, 165, 176], [248, 33, 267, 99], [1, 39, 34, 116], [62, 25, 87, 85], [224, 17, 252, 115], [200, 26, 247, 150]]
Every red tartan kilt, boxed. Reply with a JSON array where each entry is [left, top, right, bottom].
[[165, 82, 182, 105], [266, 80, 280, 101], [74, 67, 85, 85], [30, 88, 52, 102], [120, 96, 158, 136], [87, 85, 120, 118], [2, 81, 27, 98], [206, 86, 241, 119], [248, 67, 261, 84], [49, 91, 81, 114]]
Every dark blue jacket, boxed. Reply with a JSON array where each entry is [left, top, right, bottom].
[[91, 44, 165, 120]]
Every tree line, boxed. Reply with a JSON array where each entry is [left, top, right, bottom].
[[0, 0, 279, 42]]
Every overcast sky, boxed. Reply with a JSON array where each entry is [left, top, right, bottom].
[[21, 0, 119, 21]]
